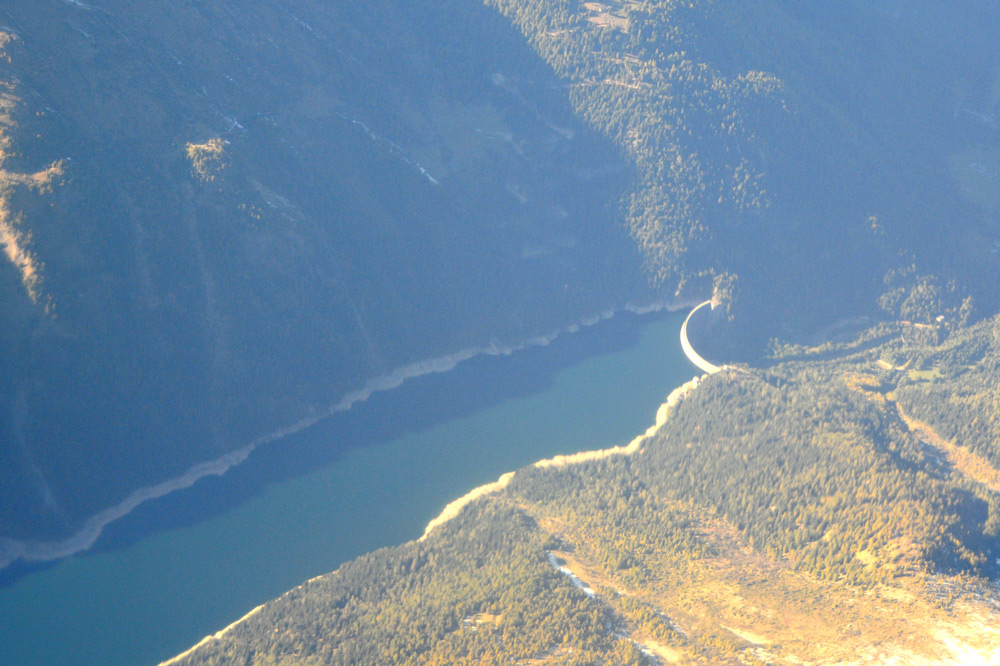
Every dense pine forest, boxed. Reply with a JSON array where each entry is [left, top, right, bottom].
[[158, 5, 1000, 657], [4, 0, 1000, 663], [3, 0, 999, 543], [169, 312, 1000, 665]]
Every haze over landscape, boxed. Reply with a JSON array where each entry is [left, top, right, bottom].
[[3, 1, 1000, 664]]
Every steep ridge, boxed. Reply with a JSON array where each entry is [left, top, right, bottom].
[[2, 0, 1000, 629], [136, 3, 1000, 664], [0, 0, 647, 544]]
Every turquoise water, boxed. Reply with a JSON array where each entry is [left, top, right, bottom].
[[0, 310, 693, 666]]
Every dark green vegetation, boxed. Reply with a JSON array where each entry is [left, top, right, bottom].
[[170, 313, 1000, 665], [176, 503, 650, 666], [155, 1, 1000, 661], [5, 7, 1000, 666], [3, 0, 998, 545], [893, 317, 1000, 472], [1, 0, 644, 541], [487, 0, 1000, 337]]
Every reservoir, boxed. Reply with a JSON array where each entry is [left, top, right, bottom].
[[0, 308, 695, 666]]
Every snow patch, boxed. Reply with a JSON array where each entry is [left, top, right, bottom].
[[548, 553, 595, 597]]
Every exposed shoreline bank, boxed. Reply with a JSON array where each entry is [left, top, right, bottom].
[[419, 372, 704, 540], [0, 297, 702, 572], [161, 314, 709, 666], [417, 297, 720, 540]]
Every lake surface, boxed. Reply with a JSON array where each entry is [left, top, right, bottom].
[[0, 309, 694, 666]]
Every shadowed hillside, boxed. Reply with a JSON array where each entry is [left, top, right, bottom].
[[2, 0, 999, 566], [0, 0, 644, 544]]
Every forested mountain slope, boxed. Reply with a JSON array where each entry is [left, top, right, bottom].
[[0, 0, 646, 545], [486, 0, 1000, 334], [2, 0, 999, 564], [168, 313, 1000, 665]]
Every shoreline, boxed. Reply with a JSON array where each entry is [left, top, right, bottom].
[[157, 603, 266, 666], [0, 297, 702, 572], [161, 321, 709, 666], [419, 372, 704, 540]]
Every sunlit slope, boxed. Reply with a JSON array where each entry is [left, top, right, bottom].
[[168, 315, 1000, 665]]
